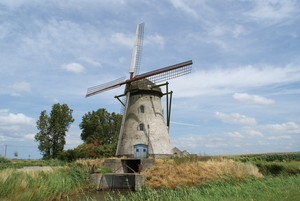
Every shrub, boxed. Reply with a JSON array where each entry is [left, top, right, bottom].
[[0, 155, 11, 163]]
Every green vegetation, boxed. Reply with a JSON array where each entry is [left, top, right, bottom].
[[228, 152, 300, 176], [0, 159, 66, 171], [0, 154, 11, 163], [1, 153, 299, 201], [231, 152, 300, 162], [0, 165, 92, 201], [79, 108, 122, 157], [35, 103, 75, 159], [107, 174, 300, 201]]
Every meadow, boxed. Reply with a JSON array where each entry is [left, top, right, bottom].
[[0, 157, 102, 201], [0, 152, 299, 201], [107, 152, 300, 201]]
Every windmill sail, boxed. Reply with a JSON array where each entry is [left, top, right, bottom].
[[129, 22, 144, 77], [86, 76, 126, 97], [135, 60, 192, 83]]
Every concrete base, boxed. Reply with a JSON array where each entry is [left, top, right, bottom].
[[104, 158, 155, 173], [90, 173, 146, 191], [90, 158, 155, 191]]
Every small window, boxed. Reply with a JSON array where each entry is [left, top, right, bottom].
[[143, 149, 146, 152], [136, 149, 139, 152], [140, 105, 145, 113], [139, 123, 144, 131]]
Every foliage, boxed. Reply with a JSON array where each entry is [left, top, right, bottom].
[[0, 165, 91, 201], [80, 108, 122, 145], [107, 174, 300, 201], [35, 103, 75, 159], [232, 152, 300, 163], [254, 161, 300, 175], [0, 155, 11, 163], [59, 138, 117, 161], [79, 108, 122, 157], [97, 167, 113, 174]]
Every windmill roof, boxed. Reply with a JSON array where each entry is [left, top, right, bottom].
[[130, 78, 163, 96]]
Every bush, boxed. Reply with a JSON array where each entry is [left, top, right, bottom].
[[0, 154, 11, 163], [234, 152, 300, 163], [255, 162, 300, 175]]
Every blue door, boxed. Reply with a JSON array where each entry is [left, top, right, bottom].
[[134, 144, 148, 158]]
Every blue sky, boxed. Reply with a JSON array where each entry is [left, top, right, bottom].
[[1, 0, 300, 159]]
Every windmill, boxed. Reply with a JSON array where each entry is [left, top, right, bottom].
[[86, 23, 192, 158]]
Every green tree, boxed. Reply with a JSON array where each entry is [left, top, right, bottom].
[[79, 108, 122, 156], [35, 103, 74, 159]]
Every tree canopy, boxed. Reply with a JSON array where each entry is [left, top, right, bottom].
[[79, 108, 122, 156], [35, 103, 74, 159]]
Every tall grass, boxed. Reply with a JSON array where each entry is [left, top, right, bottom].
[[143, 158, 263, 189], [106, 174, 300, 201], [254, 161, 300, 175], [0, 159, 66, 171], [232, 152, 300, 162], [0, 165, 92, 201]]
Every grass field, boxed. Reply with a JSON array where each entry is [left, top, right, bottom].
[[0, 152, 299, 201], [107, 174, 300, 201]]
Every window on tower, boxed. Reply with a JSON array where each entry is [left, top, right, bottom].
[[139, 123, 144, 131], [140, 105, 145, 113]]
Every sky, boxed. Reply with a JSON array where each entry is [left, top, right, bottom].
[[1, 0, 300, 159]]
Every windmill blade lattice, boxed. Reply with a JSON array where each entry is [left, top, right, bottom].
[[86, 76, 126, 97], [135, 60, 192, 84], [129, 22, 145, 77], [120, 95, 127, 114]]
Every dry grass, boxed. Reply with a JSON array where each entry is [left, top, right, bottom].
[[142, 158, 263, 189], [74, 158, 105, 172]]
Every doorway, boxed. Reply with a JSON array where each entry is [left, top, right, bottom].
[[134, 144, 148, 158]]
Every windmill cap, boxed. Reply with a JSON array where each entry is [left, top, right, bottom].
[[130, 78, 163, 96]]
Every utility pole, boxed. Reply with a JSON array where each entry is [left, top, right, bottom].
[[5, 144, 7, 157]]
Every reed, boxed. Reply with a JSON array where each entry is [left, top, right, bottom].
[[0, 165, 91, 201], [143, 158, 263, 189], [107, 174, 300, 201]]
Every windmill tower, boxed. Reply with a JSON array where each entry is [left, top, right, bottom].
[[86, 23, 192, 159]]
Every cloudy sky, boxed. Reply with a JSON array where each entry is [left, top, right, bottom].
[[1, 0, 300, 159]]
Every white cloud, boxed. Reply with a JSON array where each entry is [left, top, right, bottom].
[[257, 122, 300, 134], [61, 63, 85, 73], [233, 93, 275, 106], [118, 56, 126, 63], [10, 93, 22, 97], [0, 110, 36, 141], [171, 63, 300, 98], [170, 0, 199, 19], [110, 32, 133, 48], [246, 130, 264, 137], [0, 111, 35, 126], [8, 82, 31, 92], [20, 19, 104, 57], [225, 132, 244, 138], [171, 121, 201, 127], [215, 112, 258, 126], [78, 56, 101, 67], [267, 135, 292, 140], [246, 0, 299, 25], [146, 34, 165, 49]]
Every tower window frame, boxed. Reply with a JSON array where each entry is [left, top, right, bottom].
[[139, 123, 144, 131], [139, 105, 145, 113]]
